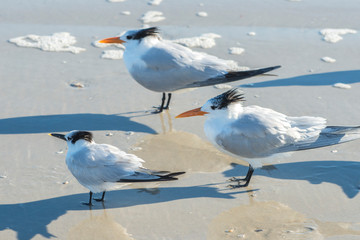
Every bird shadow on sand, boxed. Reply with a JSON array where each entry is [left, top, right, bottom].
[[0, 185, 252, 240], [223, 160, 360, 199], [0, 113, 156, 134], [240, 70, 360, 88]]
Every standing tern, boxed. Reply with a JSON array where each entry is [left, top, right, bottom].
[[49, 130, 185, 205], [99, 27, 280, 113], [176, 89, 360, 187]]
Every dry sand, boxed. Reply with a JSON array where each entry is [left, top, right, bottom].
[[1, 0, 360, 239]]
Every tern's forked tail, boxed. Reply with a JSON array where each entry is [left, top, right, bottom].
[[185, 65, 281, 88], [117, 171, 185, 182]]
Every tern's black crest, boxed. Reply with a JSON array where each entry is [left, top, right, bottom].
[[70, 131, 93, 144], [212, 88, 245, 109], [133, 27, 159, 40]]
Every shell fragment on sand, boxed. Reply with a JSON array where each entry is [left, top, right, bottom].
[[196, 12, 208, 17], [321, 56, 336, 63], [333, 83, 351, 89], [8, 32, 85, 54]]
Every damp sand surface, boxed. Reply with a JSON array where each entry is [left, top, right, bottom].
[[1, 0, 360, 240]]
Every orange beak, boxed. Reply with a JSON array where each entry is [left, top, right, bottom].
[[175, 107, 208, 118], [99, 37, 126, 44]]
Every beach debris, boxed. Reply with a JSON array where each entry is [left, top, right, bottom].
[[333, 83, 351, 89], [101, 49, 124, 59], [321, 56, 336, 63], [108, 0, 126, 2], [56, 150, 64, 154], [106, 132, 114, 136], [320, 28, 357, 43], [0, 175, 7, 179], [229, 47, 245, 55], [331, 149, 338, 153], [172, 33, 221, 49], [63, 181, 69, 185], [125, 131, 135, 136], [214, 84, 232, 89], [140, 11, 165, 24], [8, 32, 86, 54], [225, 228, 235, 233], [254, 95, 260, 98], [70, 82, 85, 88], [247, 32, 256, 36], [148, 0, 162, 5], [196, 11, 208, 17], [254, 229, 263, 232], [121, 11, 131, 15], [237, 234, 246, 238]]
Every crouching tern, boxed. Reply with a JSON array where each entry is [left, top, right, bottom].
[[176, 89, 360, 187], [99, 27, 280, 113], [49, 130, 185, 205]]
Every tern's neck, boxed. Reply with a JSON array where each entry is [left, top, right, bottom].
[[67, 139, 94, 152]]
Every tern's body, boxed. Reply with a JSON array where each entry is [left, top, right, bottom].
[[50, 131, 184, 205], [100, 27, 280, 112], [177, 89, 360, 187]]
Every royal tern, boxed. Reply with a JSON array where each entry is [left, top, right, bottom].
[[50, 130, 185, 205], [99, 27, 280, 112], [176, 89, 360, 187]]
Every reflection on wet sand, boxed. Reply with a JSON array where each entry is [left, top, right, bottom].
[[208, 194, 360, 240], [131, 130, 244, 173], [68, 208, 135, 240]]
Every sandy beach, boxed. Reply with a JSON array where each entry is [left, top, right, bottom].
[[1, 0, 360, 239]]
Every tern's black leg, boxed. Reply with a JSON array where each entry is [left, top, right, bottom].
[[228, 165, 254, 188], [94, 191, 106, 202], [163, 93, 172, 109], [153, 92, 166, 113], [82, 191, 94, 206]]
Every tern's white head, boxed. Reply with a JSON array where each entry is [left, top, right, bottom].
[[49, 130, 94, 149], [98, 27, 160, 48], [176, 89, 245, 119]]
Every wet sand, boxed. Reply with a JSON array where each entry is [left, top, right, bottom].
[[1, 0, 360, 239]]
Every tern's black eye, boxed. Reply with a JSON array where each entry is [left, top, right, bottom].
[[126, 35, 133, 40], [211, 106, 216, 110]]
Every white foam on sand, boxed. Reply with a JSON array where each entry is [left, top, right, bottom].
[[148, 0, 162, 6], [321, 56, 336, 63], [228, 47, 245, 55], [320, 28, 357, 43], [172, 33, 221, 49], [140, 11, 165, 24], [333, 83, 351, 89], [107, 0, 126, 2], [196, 12, 208, 17], [8, 32, 85, 54], [101, 50, 124, 60]]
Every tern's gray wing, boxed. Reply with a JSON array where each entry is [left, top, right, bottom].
[[132, 41, 234, 92], [213, 106, 327, 159]]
